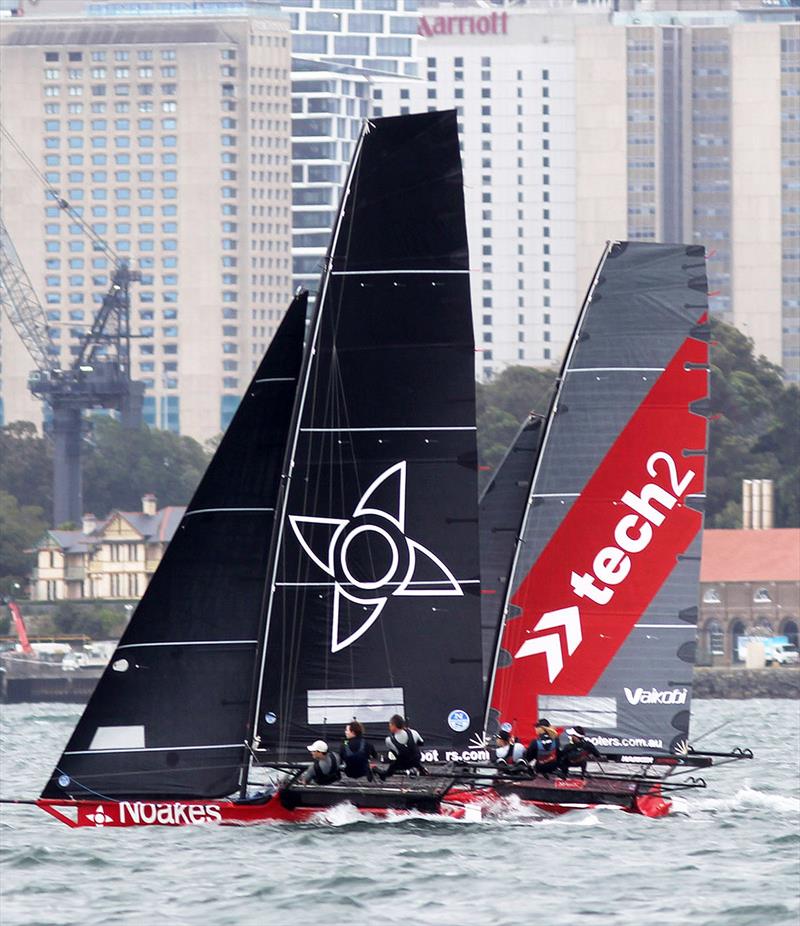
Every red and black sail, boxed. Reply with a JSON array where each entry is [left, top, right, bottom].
[[41, 294, 307, 799], [486, 242, 710, 756]]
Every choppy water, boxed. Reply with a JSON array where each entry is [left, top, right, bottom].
[[1, 700, 798, 926]]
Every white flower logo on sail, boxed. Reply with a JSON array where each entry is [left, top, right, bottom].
[[289, 461, 463, 652]]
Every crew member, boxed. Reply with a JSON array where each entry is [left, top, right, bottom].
[[340, 721, 378, 781], [524, 719, 560, 777], [301, 740, 341, 785], [557, 726, 601, 778], [378, 714, 426, 780], [494, 729, 525, 766]]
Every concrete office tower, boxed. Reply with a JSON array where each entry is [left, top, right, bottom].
[[375, 2, 619, 379], [285, 0, 419, 295], [378, 1, 798, 381], [614, 7, 800, 382], [0, 0, 292, 441]]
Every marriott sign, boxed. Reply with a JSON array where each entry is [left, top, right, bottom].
[[418, 11, 508, 37]]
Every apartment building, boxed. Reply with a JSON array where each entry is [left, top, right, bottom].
[[0, 0, 293, 441], [377, 1, 799, 379], [286, 0, 419, 295]]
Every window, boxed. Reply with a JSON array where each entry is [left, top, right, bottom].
[[707, 621, 724, 656], [703, 587, 721, 604], [753, 587, 772, 603]]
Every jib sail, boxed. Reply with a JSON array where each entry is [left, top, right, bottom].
[[251, 111, 485, 762], [485, 242, 709, 755], [478, 413, 544, 683], [41, 293, 308, 799]]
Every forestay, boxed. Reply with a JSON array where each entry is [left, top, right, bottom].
[[41, 293, 308, 799], [485, 242, 710, 755], [252, 111, 485, 762]]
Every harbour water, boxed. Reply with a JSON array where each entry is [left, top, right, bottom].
[[1, 699, 798, 926]]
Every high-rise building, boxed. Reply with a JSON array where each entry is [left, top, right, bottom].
[[285, 0, 420, 295], [376, 0, 799, 381], [0, 0, 292, 441]]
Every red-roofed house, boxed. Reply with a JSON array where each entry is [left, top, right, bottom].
[[699, 529, 800, 665], [30, 494, 185, 602]]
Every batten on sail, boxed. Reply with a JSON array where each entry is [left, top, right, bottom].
[[41, 294, 308, 800], [486, 242, 710, 755]]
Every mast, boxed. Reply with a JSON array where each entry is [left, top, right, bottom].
[[244, 123, 371, 776]]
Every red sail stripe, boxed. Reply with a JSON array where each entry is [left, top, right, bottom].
[[491, 333, 708, 736]]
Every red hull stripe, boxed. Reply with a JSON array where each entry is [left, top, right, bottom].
[[491, 334, 707, 735]]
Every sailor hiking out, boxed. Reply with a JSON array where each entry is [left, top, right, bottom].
[[524, 719, 560, 778], [378, 714, 427, 780], [494, 728, 526, 766], [339, 721, 378, 781], [557, 726, 601, 778], [301, 740, 341, 785]]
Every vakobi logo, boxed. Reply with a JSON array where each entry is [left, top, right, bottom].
[[624, 687, 688, 706]]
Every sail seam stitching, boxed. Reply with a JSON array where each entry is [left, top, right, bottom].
[[64, 744, 243, 755], [185, 508, 275, 515], [330, 270, 469, 276], [116, 640, 258, 649], [299, 426, 476, 433]]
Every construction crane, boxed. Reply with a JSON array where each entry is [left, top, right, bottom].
[[0, 129, 145, 527]]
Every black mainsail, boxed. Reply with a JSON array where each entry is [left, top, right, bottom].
[[42, 293, 308, 799], [486, 242, 710, 756], [251, 111, 485, 763]]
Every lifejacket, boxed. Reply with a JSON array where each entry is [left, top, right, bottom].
[[342, 737, 372, 779], [389, 729, 422, 766], [533, 734, 557, 765], [312, 753, 341, 785]]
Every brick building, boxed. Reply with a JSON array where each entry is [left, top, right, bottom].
[[699, 528, 800, 666]]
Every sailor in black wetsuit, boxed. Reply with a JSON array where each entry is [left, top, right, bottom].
[[524, 720, 560, 778], [340, 721, 378, 781], [300, 740, 341, 785], [378, 714, 427, 780], [556, 726, 601, 778]]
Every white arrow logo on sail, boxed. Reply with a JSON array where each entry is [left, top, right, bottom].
[[289, 461, 463, 653], [514, 606, 583, 683]]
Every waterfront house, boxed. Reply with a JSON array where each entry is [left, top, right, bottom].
[[29, 495, 184, 601]]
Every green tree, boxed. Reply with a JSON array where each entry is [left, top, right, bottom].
[[0, 490, 47, 591], [52, 601, 126, 639], [474, 319, 797, 527], [81, 417, 210, 516], [0, 421, 51, 512], [476, 365, 557, 485]]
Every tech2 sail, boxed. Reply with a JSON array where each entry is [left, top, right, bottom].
[[485, 242, 710, 756]]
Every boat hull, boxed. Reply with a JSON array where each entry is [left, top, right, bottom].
[[489, 775, 671, 818], [35, 786, 490, 828], [36, 776, 670, 826]]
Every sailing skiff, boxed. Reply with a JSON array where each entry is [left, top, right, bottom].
[[2, 112, 750, 829]]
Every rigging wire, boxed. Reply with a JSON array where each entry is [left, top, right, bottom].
[[0, 122, 121, 265]]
